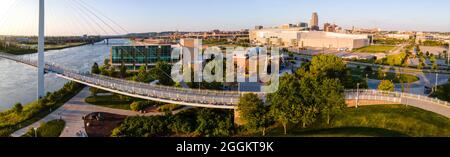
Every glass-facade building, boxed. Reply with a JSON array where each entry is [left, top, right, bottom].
[[110, 45, 174, 70]]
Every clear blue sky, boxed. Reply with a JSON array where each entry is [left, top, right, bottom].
[[1, 0, 449, 36]]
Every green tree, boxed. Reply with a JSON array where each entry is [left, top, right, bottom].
[[195, 109, 234, 137], [134, 66, 149, 82], [13, 103, 23, 114], [418, 56, 426, 70], [364, 66, 373, 75], [378, 80, 395, 92], [103, 59, 110, 67], [119, 63, 127, 78], [268, 75, 302, 135], [318, 79, 346, 125], [91, 62, 100, 74], [377, 67, 386, 80], [149, 62, 174, 86], [130, 101, 147, 111], [109, 66, 117, 77], [309, 54, 346, 80], [430, 55, 438, 71], [238, 93, 272, 136]]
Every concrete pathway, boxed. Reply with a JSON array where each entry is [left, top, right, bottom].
[[11, 87, 171, 137]]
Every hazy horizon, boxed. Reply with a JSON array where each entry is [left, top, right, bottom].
[[1, 0, 449, 36]]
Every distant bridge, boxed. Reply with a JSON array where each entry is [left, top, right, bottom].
[[1, 53, 450, 118]]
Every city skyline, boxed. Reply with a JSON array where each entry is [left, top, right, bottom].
[[0, 0, 450, 36]]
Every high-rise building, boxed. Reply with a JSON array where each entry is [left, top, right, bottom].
[[310, 12, 319, 31]]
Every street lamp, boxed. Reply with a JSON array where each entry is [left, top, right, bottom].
[[435, 73, 439, 92], [33, 127, 38, 138], [356, 83, 360, 109]]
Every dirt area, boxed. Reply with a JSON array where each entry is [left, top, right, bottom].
[[84, 112, 127, 137]]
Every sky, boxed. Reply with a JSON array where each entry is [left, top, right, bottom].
[[0, 0, 449, 36]]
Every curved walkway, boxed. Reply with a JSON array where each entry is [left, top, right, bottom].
[[346, 89, 450, 118], [10, 87, 168, 137]]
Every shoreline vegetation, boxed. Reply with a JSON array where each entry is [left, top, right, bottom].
[[0, 42, 92, 55], [0, 82, 84, 137], [21, 119, 66, 137]]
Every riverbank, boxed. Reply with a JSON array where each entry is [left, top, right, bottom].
[[0, 82, 84, 137], [1, 42, 93, 55]]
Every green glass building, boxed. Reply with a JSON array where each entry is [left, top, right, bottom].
[[110, 45, 174, 70]]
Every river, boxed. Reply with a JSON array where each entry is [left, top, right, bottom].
[[0, 39, 131, 111]]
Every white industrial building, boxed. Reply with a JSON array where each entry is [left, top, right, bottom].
[[250, 27, 370, 50]]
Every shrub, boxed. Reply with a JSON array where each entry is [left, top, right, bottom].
[[13, 103, 23, 114], [23, 119, 65, 137], [130, 101, 147, 111], [378, 80, 395, 92], [157, 104, 182, 112]]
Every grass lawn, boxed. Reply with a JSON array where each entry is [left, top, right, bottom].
[[22, 119, 66, 137], [85, 95, 133, 110], [350, 68, 419, 83], [256, 105, 450, 137], [354, 45, 396, 53]]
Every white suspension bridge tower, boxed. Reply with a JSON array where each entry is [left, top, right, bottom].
[[37, 0, 45, 99]]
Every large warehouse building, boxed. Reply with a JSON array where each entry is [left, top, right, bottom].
[[250, 27, 370, 50]]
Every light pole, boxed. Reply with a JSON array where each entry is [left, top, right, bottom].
[[33, 127, 38, 137], [356, 83, 360, 109], [435, 73, 439, 92]]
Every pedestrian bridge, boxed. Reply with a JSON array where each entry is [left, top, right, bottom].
[[1, 53, 450, 118]]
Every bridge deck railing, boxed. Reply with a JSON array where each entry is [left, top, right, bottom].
[[344, 89, 450, 107]]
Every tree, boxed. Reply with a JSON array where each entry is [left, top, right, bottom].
[[309, 54, 346, 80], [418, 56, 426, 69], [130, 101, 147, 111], [119, 63, 127, 78], [91, 62, 100, 74], [109, 66, 117, 77], [378, 80, 395, 92], [134, 66, 149, 82], [430, 55, 438, 71], [364, 66, 373, 75], [195, 109, 234, 137], [238, 93, 273, 136], [268, 74, 302, 135], [318, 79, 346, 125], [103, 59, 110, 67], [149, 62, 174, 86], [377, 67, 386, 80], [13, 103, 23, 114]]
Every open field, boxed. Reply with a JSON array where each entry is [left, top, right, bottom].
[[248, 105, 450, 137], [354, 45, 396, 53], [349, 68, 419, 83]]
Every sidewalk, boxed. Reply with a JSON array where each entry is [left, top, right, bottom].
[[11, 87, 168, 137]]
